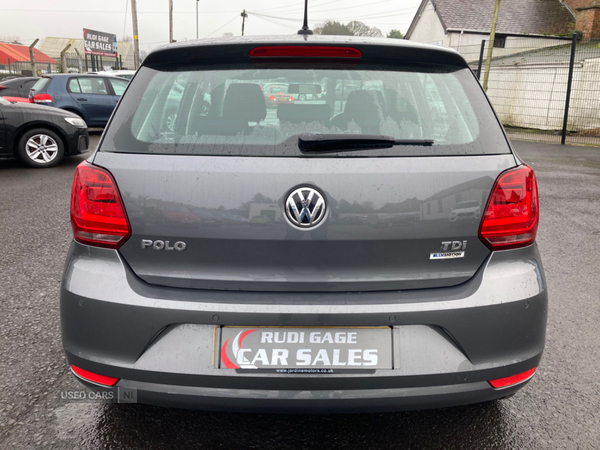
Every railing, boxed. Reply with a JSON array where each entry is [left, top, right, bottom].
[[456, 34, 600, 146]]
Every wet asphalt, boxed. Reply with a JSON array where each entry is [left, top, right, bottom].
[[0, 134, 599, 449]]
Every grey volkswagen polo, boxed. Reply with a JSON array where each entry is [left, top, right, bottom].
[[60, 34, 546, 412]]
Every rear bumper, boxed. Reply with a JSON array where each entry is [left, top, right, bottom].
[[60, 242, 547, 412], [74, 375, 528, 413]]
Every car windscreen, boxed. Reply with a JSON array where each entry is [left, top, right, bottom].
[[99, 63, 510, 157]]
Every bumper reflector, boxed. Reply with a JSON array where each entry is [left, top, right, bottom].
[[71, 365, 119, 387], [489, 367, 536, 389]]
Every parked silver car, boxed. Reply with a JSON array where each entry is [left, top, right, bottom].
[[61, 35, 546, 413]]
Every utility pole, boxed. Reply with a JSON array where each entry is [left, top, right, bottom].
[[482, 0, 501, 91], [60, 43, 72, 73], [28, 38, 39, 75], [241, 10, 248, 36], [169, 0, 174, 43], [131, 0, 140, 68], [196, 0, 199, 39]]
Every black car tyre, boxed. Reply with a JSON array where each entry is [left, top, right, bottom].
[[18, 128, 65, 168]]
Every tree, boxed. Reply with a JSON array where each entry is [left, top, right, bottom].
[[347, 21, 383, 37], [0, 35, 23, 45], [314, 20, 383, 37], [314, 20, 354, 36], [387, 29, 404, 39]]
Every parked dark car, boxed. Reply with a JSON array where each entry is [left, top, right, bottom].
[[61, 35, 546, 413], [29, 74, 129, 127], [0, 96, 88, 167], [0, 76, 39, 99]]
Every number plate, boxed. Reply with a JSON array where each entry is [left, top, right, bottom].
[[217, 327, 393, 370]]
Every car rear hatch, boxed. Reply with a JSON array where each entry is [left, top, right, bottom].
[[29, 76, 53, 105], [92, 37, 516, 292]]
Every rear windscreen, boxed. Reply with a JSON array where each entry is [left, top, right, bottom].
[[99, 63, 510, 157], [31, 77, 52, 92]]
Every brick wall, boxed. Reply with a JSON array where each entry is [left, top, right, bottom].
[[564, 0, 600, 39]]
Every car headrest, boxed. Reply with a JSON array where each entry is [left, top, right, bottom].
[[344, 90, 384, 128], [277, 104, 331, 123], [222, 83, 267, 122]]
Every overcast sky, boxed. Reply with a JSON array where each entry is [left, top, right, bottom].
[[1, 0, 422, 52]]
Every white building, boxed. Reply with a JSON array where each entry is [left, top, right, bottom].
[[405, 0, 575, 60]]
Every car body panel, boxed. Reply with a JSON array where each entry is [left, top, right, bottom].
[[0, 98, 89, 159], [61, 242, 546, 412], [2, 96, 32, 103], [61, 34, 547, 411], [94, 151, 516, 292], [0, 77, 39, 98], [29, 74, 127, 127]]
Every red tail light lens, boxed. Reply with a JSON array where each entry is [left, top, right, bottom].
[[250, 46, 362, 58], [0, 85, 6, 90], [71, 161, 131, 249], [479, 164, 539, 250], [71, 365, 119, 387], [489, 367, 536, 389], [33, 93, 53, 103]]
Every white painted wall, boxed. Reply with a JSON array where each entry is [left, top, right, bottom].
[[485, 58, 600, 132], [408, 1, 448, 46]]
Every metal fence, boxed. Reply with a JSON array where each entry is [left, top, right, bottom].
[[1, 51, 125, 77], [456, 35, 600, 147]]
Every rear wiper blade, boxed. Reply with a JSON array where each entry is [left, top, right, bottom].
[[298, 134, 434, 153]]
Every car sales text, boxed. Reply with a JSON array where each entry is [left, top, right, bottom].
[[236, 331, 378, 367]]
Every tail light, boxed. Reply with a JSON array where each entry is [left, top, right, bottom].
[[489, 367, 536, 389], [478, 164, 539, 250], [32, 93, 53, 103], [269, 96, 275, 100], [70, 161, 131, 249], [71, 365, 119, 387], [0, 85, 6, 90]]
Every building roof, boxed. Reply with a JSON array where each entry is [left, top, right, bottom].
[[407, 0, 576, 38], [0, 43, 57, 65]]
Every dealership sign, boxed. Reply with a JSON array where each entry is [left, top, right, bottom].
[[83, 29, 118, 57]]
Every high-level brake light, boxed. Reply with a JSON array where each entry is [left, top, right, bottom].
[[479, 164, 539, 250], [250, 46, 362, 58], [70, 161, 131, 249]]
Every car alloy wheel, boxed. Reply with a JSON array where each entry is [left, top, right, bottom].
[[25, 134, 60, 164], [18, 128, 65, 168], [166, 112, 177, 132]]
